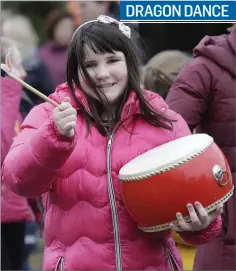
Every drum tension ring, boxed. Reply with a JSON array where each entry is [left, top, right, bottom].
[[212, 165, 230, 187]]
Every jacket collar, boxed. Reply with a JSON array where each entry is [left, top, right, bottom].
[[49, 83, 167, 120]]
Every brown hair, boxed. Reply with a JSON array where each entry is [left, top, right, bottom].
[[143, 50, 191, 100]]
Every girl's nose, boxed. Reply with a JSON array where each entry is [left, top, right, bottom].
[[95, 64, 110, 80]]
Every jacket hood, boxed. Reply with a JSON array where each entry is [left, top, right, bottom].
[[193, 30, 236, 78]]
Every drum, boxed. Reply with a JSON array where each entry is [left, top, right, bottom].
[[119, 134, 234, 232]]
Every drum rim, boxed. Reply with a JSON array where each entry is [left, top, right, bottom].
[[119, 138, 213, 181], [138, 187, 234, 232]]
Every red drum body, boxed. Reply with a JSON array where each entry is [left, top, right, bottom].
[[119, 134, 234, 232]]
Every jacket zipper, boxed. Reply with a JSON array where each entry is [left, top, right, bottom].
[[105, 107, 132, 271], [107, 131, 122, 271], [81, 101, 131, 271], [165, 246, 181, 271], [55, 256, 64, 270]]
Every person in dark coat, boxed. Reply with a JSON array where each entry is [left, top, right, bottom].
[[166, 25, 236, 270]]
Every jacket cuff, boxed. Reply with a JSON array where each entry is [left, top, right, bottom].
[[30, 118, 77, 170]]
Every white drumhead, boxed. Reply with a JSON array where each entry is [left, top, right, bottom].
[[119, 134, 213, 180]]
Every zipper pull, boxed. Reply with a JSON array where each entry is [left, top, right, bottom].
[[108, 137, 112, 148]]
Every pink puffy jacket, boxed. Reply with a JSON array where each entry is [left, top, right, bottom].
[[2, 83, 222, 270], [1, 77, 34, 223]]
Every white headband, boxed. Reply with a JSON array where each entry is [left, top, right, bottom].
[[72, 15, 131, 40]]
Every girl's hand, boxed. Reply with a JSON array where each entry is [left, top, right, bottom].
[[1, 46, 26, 79], [53, 97, 77, 138], [169, 202, 223, 232]]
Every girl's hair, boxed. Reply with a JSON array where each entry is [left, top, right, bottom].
[[66, 20, 174, 136]]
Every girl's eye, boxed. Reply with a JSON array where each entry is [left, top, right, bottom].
[[107, 59, 118, 64], [85, 63, 96, 69]]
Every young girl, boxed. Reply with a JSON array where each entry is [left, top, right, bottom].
[[2, 15, 223, 271]]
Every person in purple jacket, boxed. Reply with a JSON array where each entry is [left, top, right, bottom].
[[39, 9, 75, 89], [166, 24, 236, 270]]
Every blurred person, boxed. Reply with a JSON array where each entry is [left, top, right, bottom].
[[1, 37, 43, 271], [76, 1, 119, 24], [39, 9, 75, 89], [143, 50, 191, 100], [1, 38, 33, 270], [2, 14, 53, 108], [166, 24, 236, 270], [0, 9, 14, 34], [2, 16, 223, 270], [143, 50, 195, 271]]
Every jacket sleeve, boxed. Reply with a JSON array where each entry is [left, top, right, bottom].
[[2, 103, 77, 197], [166, 58, 212, 132], [172, 110, 192, 139], [1, 78, 22, 164], [179, 216, 222, 245]]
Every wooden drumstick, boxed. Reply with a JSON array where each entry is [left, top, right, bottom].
[[1, 68, 59, 107]]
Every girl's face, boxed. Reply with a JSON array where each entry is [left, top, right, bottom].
[[78, 44, 128, 104]]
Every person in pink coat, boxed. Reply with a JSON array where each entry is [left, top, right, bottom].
[[2, 16, 223, 271], [1, 42, 35, 270]]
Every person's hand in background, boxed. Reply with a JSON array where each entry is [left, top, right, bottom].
[[1, 45, 27, 79]]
